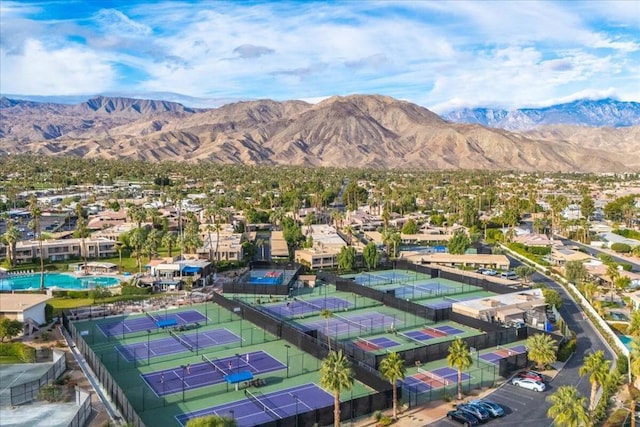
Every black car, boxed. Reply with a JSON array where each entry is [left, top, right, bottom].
[[447, 409, 480, 426]]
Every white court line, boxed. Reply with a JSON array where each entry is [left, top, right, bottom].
[[0, 369, 28, 393]]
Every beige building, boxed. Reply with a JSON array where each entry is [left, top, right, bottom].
[[196, 225, 244, 262], [401, 252, 510, 270], [294, 225, 349, 269], [270, 230, 290, 259], [451, 288, 547, 326], [10, 238, 116, 264], [0, 293, 52, 326]]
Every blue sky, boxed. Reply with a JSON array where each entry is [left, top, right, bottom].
[[1, 0, 638, 112]]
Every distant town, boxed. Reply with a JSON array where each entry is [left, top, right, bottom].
[[1, 155, 640, 427]]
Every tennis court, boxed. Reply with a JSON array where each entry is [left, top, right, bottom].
[[480, 345, 528, 365], [300, 312, 400, 336], [97, 310, 208, 337], [354, 336, 399, 351], [403, 325, 464, 342], [115, 328, 241, 362], [175, 383, 334, 427], [142, 350, 285, 396], [403, 367, 471, 392], [262, 296, 351, 318]]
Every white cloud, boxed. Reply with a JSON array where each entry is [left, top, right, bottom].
[[0, 39, 115, 95]]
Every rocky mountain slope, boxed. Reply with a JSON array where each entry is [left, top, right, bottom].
[[0, 94, 636, 172], [443, 98, 640, 130]]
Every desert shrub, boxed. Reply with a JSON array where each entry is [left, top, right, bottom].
[[611, 243, 632, 253]]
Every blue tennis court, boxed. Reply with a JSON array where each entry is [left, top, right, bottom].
[[115, 328, 240, 362], [392, 282, 455, 299], [176, 383, 334, 427], [263, 296, 351, 318], [97, 310, 208, 337], [480, 345, 527, 365], [403, 325, 464, 341], [403, 367, 471, 392], [142, 350, 285, 396], [301, 312, 400, 336]]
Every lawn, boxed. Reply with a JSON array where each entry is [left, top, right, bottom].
[[49, 294, 164, 315]]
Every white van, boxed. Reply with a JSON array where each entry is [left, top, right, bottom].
[[500, 271, 518, 280]]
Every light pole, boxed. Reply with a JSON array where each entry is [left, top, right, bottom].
[[180, 365, 186, 401], [146, 329, 151, 364], [284, 344, 291, 378], [290, 393, 299, 426]]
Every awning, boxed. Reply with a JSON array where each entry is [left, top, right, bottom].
[[181, 266, 201, 273]]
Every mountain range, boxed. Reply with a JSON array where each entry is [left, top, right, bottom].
[[442, 98, 640, 130], [0, 94, 638, 172]]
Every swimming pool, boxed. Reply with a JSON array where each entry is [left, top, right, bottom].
[[620, 335, 633, 351], [0, 273, 120, 291]]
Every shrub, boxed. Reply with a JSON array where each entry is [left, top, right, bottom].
[[44, 303, 53, 323], [616, 355, 628, 377], [377, 415, 393, 426], [611, 243, 632, 253], [372, 410, 383, 421], [557, 335, 577, 362]]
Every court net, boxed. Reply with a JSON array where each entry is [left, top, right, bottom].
[[417, 368, 450, 386], [422, 326, 447, 337], [294, 298, 323, 312], [244, 389, 281, 419], [356, 336, 381, 350], [202, 354, 229, 376], [169, 329, 194, 352], [333, 313, 370, 333], [361, 272, 395, 285], [145, 311, 157, 322]]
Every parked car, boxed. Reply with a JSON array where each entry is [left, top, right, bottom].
[[469, 400, 505, 417], [516, 370, 545, 382], [511, 377, 546, 392], [447, 409, 480, 426], [482, 269, 498, 276], [457, 403, 491, 422], [500, 271, 518, 280]]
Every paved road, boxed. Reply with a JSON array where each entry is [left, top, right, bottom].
[[556, 237, 640, 272], [433, 257, 615, 427]]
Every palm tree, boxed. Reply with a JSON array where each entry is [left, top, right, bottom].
[[447, 337, 472, 400], [74, 209, 90, 275], [114, 240, 125, 273], [627, 309, 640, 337], [379, 352, 406, 419], [2, 220, 20, 267], [162, 232, 177, 258], [546, 385, 590, 427], [579, 350, 610, 411], [319, 350, 354, 427], [606, 264, 620, 302], [526, 334, 558, 370], [320, 309, 333, 350], [28, 196, 45, 290]]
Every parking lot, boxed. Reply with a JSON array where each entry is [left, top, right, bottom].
[[433, 380, 553, 427]]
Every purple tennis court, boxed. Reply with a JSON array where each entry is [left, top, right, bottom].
[[176, 383, 334, 427], [142, 350, 285, 396], [115, 328, 240, 362], [300, 312, 400, 336], [402, 367, 471, 392], [480, 345, 528, 365], [263, 296, 351, 318], [97, 310, 207, 337], [403, 325, 464, 341]]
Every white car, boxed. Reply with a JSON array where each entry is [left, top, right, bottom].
[[511, 377, 546, 392], [482, 269, 498, 276]]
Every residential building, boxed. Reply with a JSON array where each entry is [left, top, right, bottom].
[[451, 288, 547, 327]]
